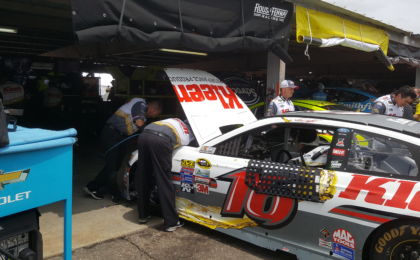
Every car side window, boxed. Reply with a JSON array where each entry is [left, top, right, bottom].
[[347, 131, 418, 178], [214, 125, 281, 160], [215, 124, 335, 169]]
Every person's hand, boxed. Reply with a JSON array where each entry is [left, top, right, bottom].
[[134, 119, 145, 128]]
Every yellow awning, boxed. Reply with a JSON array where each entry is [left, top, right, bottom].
[[296, 5, 389, 55]]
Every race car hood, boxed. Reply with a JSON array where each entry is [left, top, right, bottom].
[[165, 68, 257, 145]]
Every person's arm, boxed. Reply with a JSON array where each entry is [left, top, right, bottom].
[[265, 100, 277, 117], [131, 100, 147, 128], [371, 101, 386, 115]]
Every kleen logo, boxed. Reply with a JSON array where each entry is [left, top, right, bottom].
[[253, 3, 288, 22], [173, 84, 243, 109], [0, 169, 30, 190], [339, 175, 420, 212]]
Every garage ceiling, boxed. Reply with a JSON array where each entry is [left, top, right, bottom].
[[0, 0, 74, 56], [0, 0, 416, 84]]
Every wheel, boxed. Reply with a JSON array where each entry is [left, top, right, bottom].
[[368, 220, 420, 260]]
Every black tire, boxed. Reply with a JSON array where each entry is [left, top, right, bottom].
[[368, 220, 420, 260]]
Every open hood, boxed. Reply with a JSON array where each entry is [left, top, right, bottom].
[[165, 68, 257, 145]]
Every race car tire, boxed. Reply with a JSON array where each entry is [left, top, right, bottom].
[[368, 220, 420, 260]]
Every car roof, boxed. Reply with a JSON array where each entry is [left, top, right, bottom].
[[280, 111, 420, 137]]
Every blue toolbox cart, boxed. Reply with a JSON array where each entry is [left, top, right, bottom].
[[0, 126, 77, 260]]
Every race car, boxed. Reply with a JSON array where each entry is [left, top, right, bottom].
[[293, 99, 353, 111], [119, 68, 420, 260], [323, 87, 377, 112]]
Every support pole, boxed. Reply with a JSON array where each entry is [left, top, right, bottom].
[[266, 51, 286, 110]]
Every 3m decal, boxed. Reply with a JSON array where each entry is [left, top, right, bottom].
[[181, 160, 195, 168], [173, 84, 243, 109], [0, 169, 30, 190], [332, 148, 346, 156], [339, 175, 420, 212], [195, 183, 209, 195], [196, 158, 212, 169], [220, 170, 297, 228]]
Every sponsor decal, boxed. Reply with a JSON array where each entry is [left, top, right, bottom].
[[319, 238, 332, 249], [332, 243, 354, 260], [337, 128, 350, 133], [219, 170, 297, 228], [223, 76, 259, 106], [0, 169, 30, 190], [332, 148, 346, 157], [342, 102, 372, 112], [199, 146, 216, 154], [181, 172, 194, 184], [181, 160, 195, 168], [173, 84, 243, 109], [181, 183, 194, 193], [180, 167, 194, 175], [195, 183, 209, 195], [330, 160, 342, 169], [194, 168, 210, 177], [194, 176, 211, 185], [333, 228, 355, 249], [320, 228, 330, 238], [336, 138, 345, 147], [339, 175, 420, 212], [253, 3, 288, 22], [196, 158, 212, 169]]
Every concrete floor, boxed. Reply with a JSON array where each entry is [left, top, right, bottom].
[[38, 137, 150, 258]]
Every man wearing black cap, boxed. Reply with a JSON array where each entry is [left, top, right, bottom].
[[265, 79, 298, 116]]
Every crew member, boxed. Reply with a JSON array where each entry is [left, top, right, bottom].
[[84, 98, 162, 200], [312, 83, 328, 101], [265, 80, 298, 116], [136, 118, 194, 232], [372, 86, 416, 119]]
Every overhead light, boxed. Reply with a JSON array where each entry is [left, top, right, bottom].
[[159, 48, 207, 56], [0, 26, 17, 34]]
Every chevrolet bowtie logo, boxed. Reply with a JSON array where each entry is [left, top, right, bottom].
[[0, 169, 30, 190]]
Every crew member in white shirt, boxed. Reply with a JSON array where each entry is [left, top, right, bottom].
[[265, 80, 298, 116]]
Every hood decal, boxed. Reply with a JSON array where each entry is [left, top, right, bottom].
[[165, 68, 257, 145]]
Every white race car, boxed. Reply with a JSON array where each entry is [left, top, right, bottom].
[[120, 68, 420, 260]]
